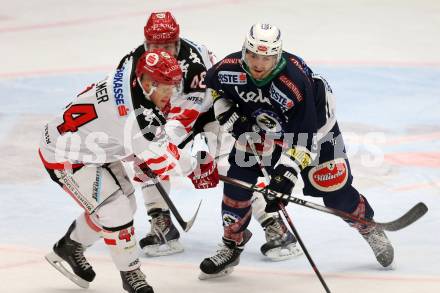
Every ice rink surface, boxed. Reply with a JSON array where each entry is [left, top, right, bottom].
[[0, 1, 439, 292]]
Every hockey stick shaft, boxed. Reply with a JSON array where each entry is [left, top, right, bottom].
[[219, 175, 427, 232], [244, 135, 331, 292], [279, 204, 331, 292], [144, 178, 201, 232], [131, 155, 201, 232], [245, 133, 271, 183]]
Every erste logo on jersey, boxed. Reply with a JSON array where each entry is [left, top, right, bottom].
[[218, 71, 247, 85], [113, 66, 128, 117], [269, 83, 294, 112]]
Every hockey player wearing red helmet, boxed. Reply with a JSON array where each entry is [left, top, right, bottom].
[[135, 48, 182, 109], [144, 11, 180, 56], [41, 49, 218, 293], [118, 11, 302, 262]]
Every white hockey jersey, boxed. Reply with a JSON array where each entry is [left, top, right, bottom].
[[39, 58, 195, 177]]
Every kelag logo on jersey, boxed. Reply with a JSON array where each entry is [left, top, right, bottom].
[[269, 83, 294, 112], [113, 66, 128, 117], [218, 71, 247, 85], [234, 87, 271, 105]]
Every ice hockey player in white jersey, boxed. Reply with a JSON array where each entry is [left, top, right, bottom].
[[119, 11, 302, 261], [39, 49, 219, 293]]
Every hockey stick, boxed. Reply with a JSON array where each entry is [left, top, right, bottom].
[[142, 178, 202, 232], [132, 155, 201, 232], [245, 134, 331, 293], [219, 175, 428, 232], [278, 203, 331, 293]]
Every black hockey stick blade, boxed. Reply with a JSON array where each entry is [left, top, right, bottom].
[[378, 202, 428, 231], [219, 175, 428, 232]]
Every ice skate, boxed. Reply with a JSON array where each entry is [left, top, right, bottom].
[[139, 209, 184, 256], [260, 215, 303, 261], [120, 268, 154, 293], [45, 222, 95, 288], [360, 225, 394, 267], [199, 230, 252, 280]]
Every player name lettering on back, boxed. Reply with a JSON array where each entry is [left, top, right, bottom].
[[234, 86, 271, 105], [95, 80, 109, 104]]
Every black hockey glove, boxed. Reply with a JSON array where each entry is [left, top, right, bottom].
[[264, 165, 298, 213], [217, 106, 257, 139]]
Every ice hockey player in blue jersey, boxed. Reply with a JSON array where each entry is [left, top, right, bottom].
[[199, 23, 394, 279]]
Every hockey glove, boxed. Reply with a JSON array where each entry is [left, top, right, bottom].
[[264, 165, 298, 213], [188, 151, 219, 189], [217, 106, 258, 140]]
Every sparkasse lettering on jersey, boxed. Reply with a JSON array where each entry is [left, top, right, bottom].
[[234, 86, 271, 105], [113, 66, 128, 116], [269, 83, 294, 111], [218, 71, 247, 85]]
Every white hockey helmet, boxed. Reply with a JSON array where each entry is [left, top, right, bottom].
[[242, 23, 282, 65]]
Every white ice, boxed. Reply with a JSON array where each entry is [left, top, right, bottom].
[[0, 1, 439, 292]]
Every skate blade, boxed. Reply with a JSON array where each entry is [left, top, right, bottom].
[[45, 252, 90, 289], [142, 240, 184, 257], [265, 243, 303, 262], [198, 267, 234, 280]]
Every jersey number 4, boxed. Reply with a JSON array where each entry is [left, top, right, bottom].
[[57, 104, 98, 134]]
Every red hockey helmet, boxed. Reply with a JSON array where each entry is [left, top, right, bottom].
[[144, 11, 180, 44], [135, 49, 182, 85]]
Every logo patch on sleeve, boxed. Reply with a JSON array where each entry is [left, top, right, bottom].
[[308, 158, 348, 192]]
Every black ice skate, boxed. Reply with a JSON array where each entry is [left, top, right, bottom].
[[120, 268, 154, 293], [260, 215, 303, 261], [199, 229, 252, 280], [360, 225, 394, 267], [45, 222, 95, 288], [139, 208, 183, 256]]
